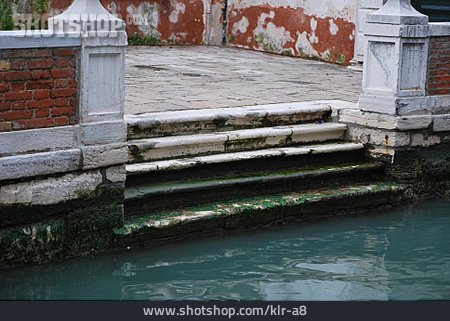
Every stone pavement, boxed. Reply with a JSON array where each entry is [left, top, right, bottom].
[[125, 46, 362, 115]]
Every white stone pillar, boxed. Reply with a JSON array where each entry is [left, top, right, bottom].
[[358, 0, 430, 116], [350, 0, 384, 67], [48, 0, 128, 170]]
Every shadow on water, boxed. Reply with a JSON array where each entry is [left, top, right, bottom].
[[1, 199, 450, 300]]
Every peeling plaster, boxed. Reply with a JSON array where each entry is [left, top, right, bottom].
[[127, 2, 160, 38], [228, 0, 356, 22], [48, 0, 205, 45], [309, 18, 318, 44], [227, 1, 356, 64], [107, 2, 118, 15], [296, 31, 319, 58], [232, 16, 249, 34], [169, 1, 186, 24], [329, 19, 339, 36], [254, 21, 294, 52]]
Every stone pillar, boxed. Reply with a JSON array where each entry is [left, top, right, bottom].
[[350, 0, 385, 67], [48, 0, 128, 172], [337, 1, 450, 196], [358, 0, 429, 116]]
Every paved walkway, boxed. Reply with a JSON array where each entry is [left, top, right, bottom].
[[125, 46, 362, 115]]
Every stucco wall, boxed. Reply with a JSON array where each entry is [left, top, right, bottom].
[[9, 0, 358, 63], [226, 0, 357, 64]]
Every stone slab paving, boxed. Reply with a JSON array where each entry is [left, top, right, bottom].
[[125, 46, 362, 115]]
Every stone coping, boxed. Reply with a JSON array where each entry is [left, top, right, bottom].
[[429, 22, 450, 37], [0, 30, 81, 49], [0, 30, 127, 49]]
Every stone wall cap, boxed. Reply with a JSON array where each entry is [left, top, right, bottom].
[[429, 22, 450, 37]]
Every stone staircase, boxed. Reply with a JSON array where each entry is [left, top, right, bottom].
[[114, 102, 407, 246]]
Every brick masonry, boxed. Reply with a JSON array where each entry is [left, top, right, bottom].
[[427, 36, 450, 96], [0, 48, 78, 132]]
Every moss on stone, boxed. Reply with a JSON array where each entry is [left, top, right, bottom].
[[116, 182, 406, 237], [255, 32, 277, 53], [32, 0, 48, 14], [0, 0, 15, 30], [128, 34, 162, 46], [336, 54, 346, 65], [0, 218, 65, 268]]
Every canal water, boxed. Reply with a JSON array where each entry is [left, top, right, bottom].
[[1, 200, 450, 300]]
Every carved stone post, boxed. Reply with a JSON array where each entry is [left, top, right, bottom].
[[358, 0, 429, 116], [49, 0, 128, 169]]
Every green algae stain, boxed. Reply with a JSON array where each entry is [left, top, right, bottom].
[[0, 219, 65, 267], [116, 182, 406, 237], [128, 34, 162, 46]]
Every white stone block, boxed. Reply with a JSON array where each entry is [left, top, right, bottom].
[[340, 109, 397, 129], [81, 121, 127, 145], [0, 170, 103, 206], [359, 94, 397, 115], [0, 150, 81, 181], [410, 133, 441, 147], [432, 115, 450, 132], [0, 126, 78, 157], [396, 115, 432, 130], [340, 109, 431, 131], [347, 126, 411, 147], [430, 96, 450, 115], [396, 97, 431, 115], [82, 143, 128, 169], [105, 165, 126, 183]]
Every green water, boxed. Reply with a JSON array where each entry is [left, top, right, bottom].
[[1, 200, 450, 300]]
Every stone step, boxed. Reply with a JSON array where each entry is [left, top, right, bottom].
[[126, 102, 331, 139], [124, 162, 384, 216], [128, 123, 348, 163], [115, 182, 408, 247], [126, 142, 365, 187]]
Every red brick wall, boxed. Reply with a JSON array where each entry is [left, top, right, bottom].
[[0, 48, 78, 132], [428, 37, 450, 96]]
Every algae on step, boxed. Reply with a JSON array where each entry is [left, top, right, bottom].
[[115, 182, 407, 239]]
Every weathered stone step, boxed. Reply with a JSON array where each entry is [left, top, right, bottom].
[[128, 123, 347, 163], [124, 162, 384, 216], [126, 142, 365, 186], [114, 182, 408, 247], [126, 102, 331, 139]]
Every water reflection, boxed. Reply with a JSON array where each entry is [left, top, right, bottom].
[[1, 200, 450, 300]]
